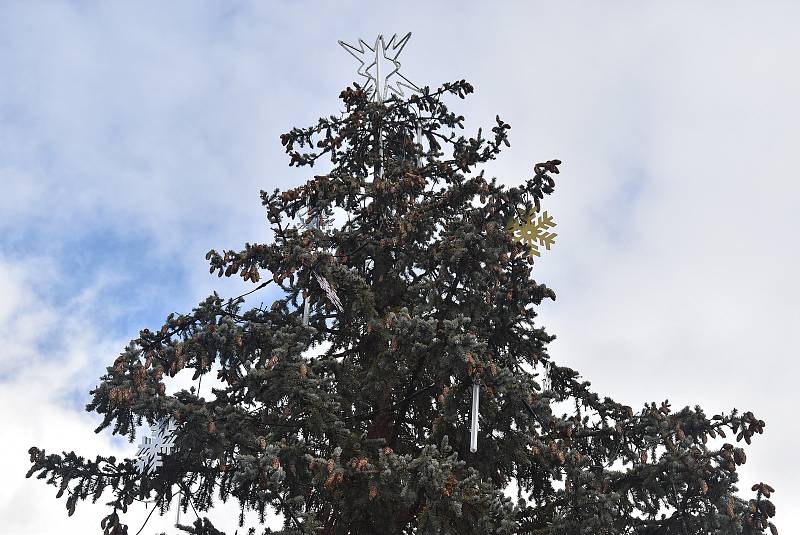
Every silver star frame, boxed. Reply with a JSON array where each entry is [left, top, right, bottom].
[[339, 33, 420, 103]]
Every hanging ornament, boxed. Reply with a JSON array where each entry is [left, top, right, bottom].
[[302, 292, 311, 326], [540, 361, 552, 392], [506, 209, 557, 258], [470, 379, 480, 453], [314, 272, 344, 312], [135, 418, 178, 476]]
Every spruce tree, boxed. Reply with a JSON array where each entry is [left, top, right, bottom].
[[27, 67, 778, 533]]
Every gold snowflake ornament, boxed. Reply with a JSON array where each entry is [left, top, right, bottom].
[[506, 210, 557, 257]]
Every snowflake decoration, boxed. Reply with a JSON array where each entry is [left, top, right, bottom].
[[298, 206, 321, 230], [339, 33, 419, 103], [135, 418, 178, 476], [314, 272, 344, 312], [506, 210, 557, 258]]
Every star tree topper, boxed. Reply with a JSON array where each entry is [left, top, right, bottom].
[[339, 33, 420, 103]]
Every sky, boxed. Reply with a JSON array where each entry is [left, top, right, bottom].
[[1, 1, 798, 533]]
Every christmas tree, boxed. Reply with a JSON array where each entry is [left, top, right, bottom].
[[27, 35, 778, 535]]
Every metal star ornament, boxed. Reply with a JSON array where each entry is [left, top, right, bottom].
[[339, 33, 420, 102]]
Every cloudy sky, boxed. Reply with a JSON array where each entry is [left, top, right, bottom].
[[1, 2, 797, 533]]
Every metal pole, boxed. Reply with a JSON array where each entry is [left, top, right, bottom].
[[377, 126, 384, 181], [375, 36, 384, 182], [302, 208, 320, 326]]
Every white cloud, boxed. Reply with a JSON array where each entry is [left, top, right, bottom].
[[0, 257, 281, 534], [0, 257, 125, 534]]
